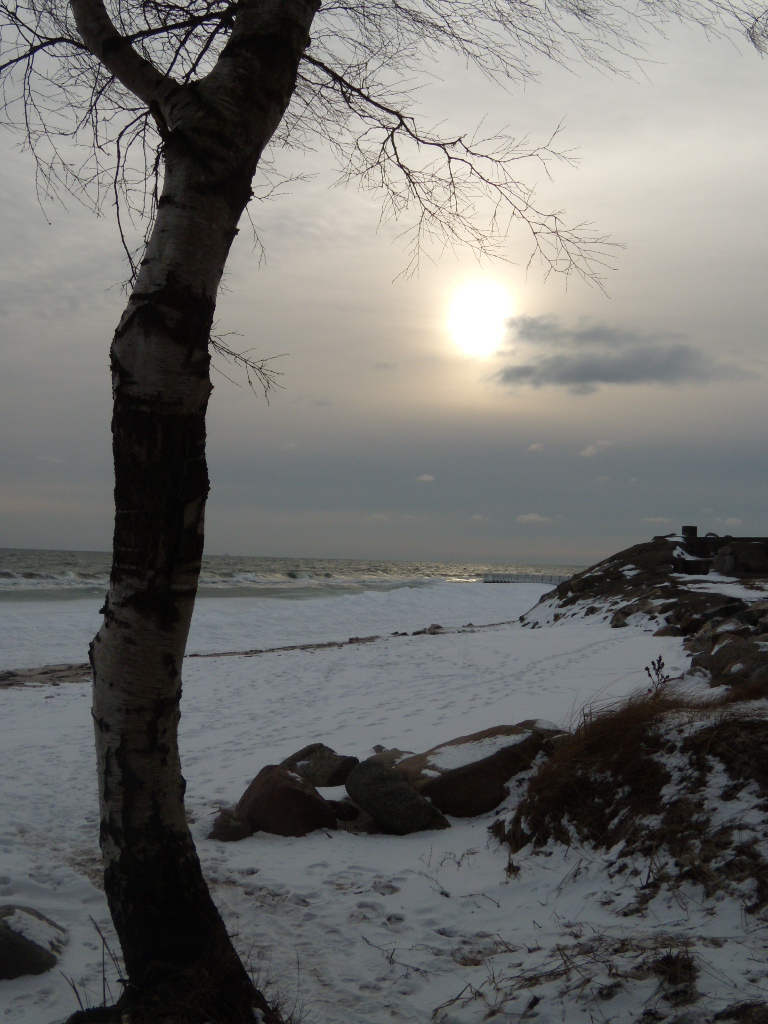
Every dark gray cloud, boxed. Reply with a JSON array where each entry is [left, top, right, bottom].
[[494, 316, 743, 394]]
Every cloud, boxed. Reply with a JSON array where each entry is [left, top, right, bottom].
[[281, 442, 299, 451], [580, 440, 612, 458], [717, 516, 744, 528], [366, 513, 390, 522], [416, 474, 435, 482], [470, 514, 489, 522], [35, 455, 67, 464], [640, 516, 674, 524], [597, 475, 610, 483], [528, 443, 543, 452], [517, 513, 552, 523], [493, 316, 743, 394]]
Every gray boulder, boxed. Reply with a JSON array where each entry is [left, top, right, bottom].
[[0, 905, 66, 980], [280, 742, 359, 787], [345, 760, 450, 834]]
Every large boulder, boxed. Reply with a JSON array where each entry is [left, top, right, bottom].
[[0, 905, 66, 980], [235, 765, 338, 837], [395, 722, 563, 817], [345, 760, 450, 834], [280, 743, 359, 787]]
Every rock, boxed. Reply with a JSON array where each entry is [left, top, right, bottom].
[[678, 614, 707, 635], [654, 624, 683, 637], [712, 618, 754, 640], [325, 798, 381, 833], [236, 765, 338, 837], [0, 905, 66, 980], [426, 623, 443, 634], [323, 797, 361, 822], [395, 724, 548, 785], [280, 743, 359, 787], [749, 662, 768, 687], [713, 542, 768, 576], [710, 635, 761, 679], [345, 760, 450, 834], [208, 808, 254, 842], [394, 723, 564, 817], [712, 546, 737, 575], [690, 649, 713, 674], [610, 611, 628, 628], [368, 745, 416, 769]]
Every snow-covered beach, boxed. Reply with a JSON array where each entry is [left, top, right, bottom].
[[3, 562, 768, 1023]]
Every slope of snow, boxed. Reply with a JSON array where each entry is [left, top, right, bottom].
[[1, 584, 763, 1024]]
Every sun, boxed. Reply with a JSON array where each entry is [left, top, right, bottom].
[[447, 279, 513, 358]]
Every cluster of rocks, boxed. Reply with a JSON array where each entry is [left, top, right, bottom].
[[684, 603, 768, 688], [523, 533, 768, 691], [209, 721, 567, 841]]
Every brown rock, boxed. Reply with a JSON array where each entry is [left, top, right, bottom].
[[418, 734, 545, 816], [236, 765, 338, 837], [395, 724, 560, 787], [395, 723, 561, 817]]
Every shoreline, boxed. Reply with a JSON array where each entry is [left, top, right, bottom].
[[0, 618, 522, 688]]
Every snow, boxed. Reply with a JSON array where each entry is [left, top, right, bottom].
[[672, 573, 768, 600], [1, 908, 67, 956], [422, 733, 533, 772], [1, 583, 767, 1023]]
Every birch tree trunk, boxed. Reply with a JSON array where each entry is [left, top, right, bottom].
[[66, 0, 320, 1018]]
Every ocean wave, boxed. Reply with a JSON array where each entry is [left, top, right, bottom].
[[0, 548, 577, 599]]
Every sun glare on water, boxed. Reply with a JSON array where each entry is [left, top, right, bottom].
[[447, 279, 513, 358]]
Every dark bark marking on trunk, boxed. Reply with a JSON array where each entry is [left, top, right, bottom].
[[110, 405, 208, 625], [114, 275, 216, 356]]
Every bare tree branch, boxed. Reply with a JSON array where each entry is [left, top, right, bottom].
[[1, 0, 764, 285], [210, 331, 285, 401], [70, 0, 170, 104]]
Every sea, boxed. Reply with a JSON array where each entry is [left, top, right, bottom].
[[0, 548, 580, 669], [0, 548, 577, 601]]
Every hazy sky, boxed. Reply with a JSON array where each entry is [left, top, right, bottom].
[[1, 21, 767, 565]]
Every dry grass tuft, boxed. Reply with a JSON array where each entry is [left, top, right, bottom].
[[495, 689, 691, 852], [714, 1002, 768, 1023], [685, 718, 768, 797], [492, 681, 768, 912]]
